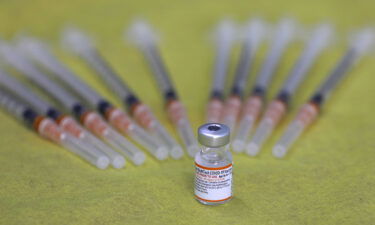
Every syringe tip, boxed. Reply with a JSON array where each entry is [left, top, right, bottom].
[[187, 145, 200, 158], [112, 156, 126, 169], [170, 146, 184, 159], [155, 146, 169, 160], [95, 156, 110, 170], [231, 139, 246, 153], [246, 142, 260, 156], [272, 144, 287, 158], [131, 152, 146, 166]]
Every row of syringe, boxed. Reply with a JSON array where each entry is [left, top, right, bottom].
[[0, 21, 202, 169], [206, 18, 375, 158], [0, 18, 373, 169]]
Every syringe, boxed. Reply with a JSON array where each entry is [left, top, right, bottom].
[[16, 37, 168, 161], [272, 28, 375, 158], [0, 70, 126, 169], [206, 19, 237, 123], [0, 41, 146, 165], [246, 23, 335, 156], [0, 89, 110, 169], [220, 18, 267, 131], [126, 20, 200, 157], [59, 29, 184, 159], [231, 18, 298, 152]]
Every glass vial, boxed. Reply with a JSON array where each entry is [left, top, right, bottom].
[[194, 123, 232, 205]]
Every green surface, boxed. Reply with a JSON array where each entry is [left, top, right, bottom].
[[1, 0, 375, 224]]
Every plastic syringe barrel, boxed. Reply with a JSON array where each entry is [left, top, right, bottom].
[[0, 70, 51, 115], [60, 29, 142, 109], [254, 18, 297, 90], [126, 20, 180, 101], [0, 43, 78, 110], [230, 42, 253, 97], [309, 27, 375, 106], [280, 24, 334, 95], [232, 19, 297, 145], [17, 40, 103, 107], [126, 20, 199, 156], [230, 18, 266, 97], [220, 19, 267, 130], [271, 24, 334, 107], [80, 48, 138, 106], [210, 20, 237, 97], [143, 45, 176, 96], [78, 48, 143, 111], [310, 48, 357, 104], [0, 89, 33, 123]]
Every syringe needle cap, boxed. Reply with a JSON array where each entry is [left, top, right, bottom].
[[350, 28, 375, 56], [272, 144, 287, 158], [246, 142, 260, 156], [241, 17, 267, 48], [61, 26, 93, 53], [126, 19, 159, 48], [212, 19, 238, 45], [268, 17, 298, 42]]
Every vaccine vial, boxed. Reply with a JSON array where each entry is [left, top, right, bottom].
[[194, 123, 233, 205]]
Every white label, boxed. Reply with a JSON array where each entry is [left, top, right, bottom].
[[195, 162, 232, 202]]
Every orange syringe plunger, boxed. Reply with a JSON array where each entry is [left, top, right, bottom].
[[80, 111, 110, 137], [206, 89, 225, 123], [104, 106, 133, 134], [241, 95, 263, 121], [220, 95, 242, 131], [206, 97, 224, 123], [96, 100, 134, 135], [166, 99, 187, 126], [264, 99, 288, 125], [56, 115, 85, 139], [295, 102, 320, 127], [131, 102, 156, 129], [33, 116, 65, 143]]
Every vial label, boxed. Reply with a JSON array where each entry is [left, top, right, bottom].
[[194, 162, 232, 202]]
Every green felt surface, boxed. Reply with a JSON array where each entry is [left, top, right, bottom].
[[1, 0, 375, 224]]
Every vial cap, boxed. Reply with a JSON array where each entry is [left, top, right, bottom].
[[198, 123, 230, 148]]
